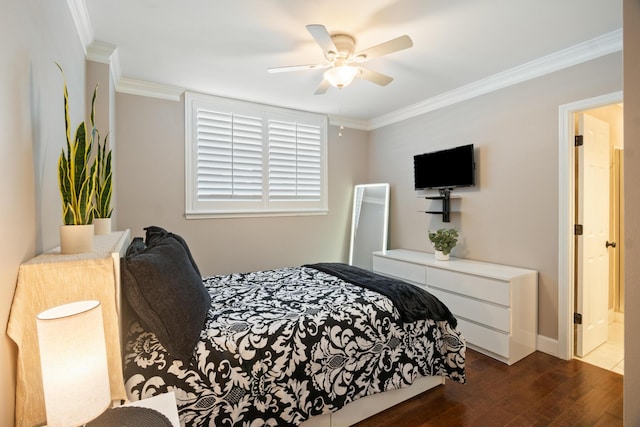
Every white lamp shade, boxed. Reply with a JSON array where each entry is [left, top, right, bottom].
[[36, 300, 111, 427], [324, 65, 360, 88]]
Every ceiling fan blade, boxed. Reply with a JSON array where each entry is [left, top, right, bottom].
[[354, 35, 413, 61], [306, 24, 338, 57], [358, 68, 394, 86], [314, 78, 331, 95], [267, 63, 328, 73]]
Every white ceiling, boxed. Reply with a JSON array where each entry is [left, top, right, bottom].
[[81, 0, 622, 128]]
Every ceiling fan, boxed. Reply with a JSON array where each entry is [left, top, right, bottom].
[[267, 24, 413, 94]]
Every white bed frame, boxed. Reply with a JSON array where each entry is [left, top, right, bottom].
[[300, 375, 445, 427]]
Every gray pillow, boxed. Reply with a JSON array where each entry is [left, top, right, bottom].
[[144, 226, 201, 277], [121, 234, 211, 363]]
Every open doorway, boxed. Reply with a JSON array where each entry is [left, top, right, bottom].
[[573, 105, 624, 374], [557, 91, 623, 370]]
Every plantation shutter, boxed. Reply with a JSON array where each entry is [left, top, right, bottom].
[[196, 109, 263, 200], [185, 92, 327, 217], [268, 121, 322, 200]]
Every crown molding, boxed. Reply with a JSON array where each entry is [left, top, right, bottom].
[[370, 29, 623, 130], [66, 0, 93, 54], [86, 41, 116, 64], [116, 78, 184, 102], [86, 41, 121, 83]]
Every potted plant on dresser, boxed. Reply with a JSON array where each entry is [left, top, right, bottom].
[[57, 63, 98, 253], [93, 133, 113, 235], [428, 228, 459, 261]]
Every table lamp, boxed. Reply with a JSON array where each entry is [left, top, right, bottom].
[[36, 300, 111, 427]]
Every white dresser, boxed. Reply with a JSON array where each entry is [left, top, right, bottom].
[[372, 249, 538, 365]]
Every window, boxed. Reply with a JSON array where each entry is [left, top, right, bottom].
[[185, 92, 328, 217]]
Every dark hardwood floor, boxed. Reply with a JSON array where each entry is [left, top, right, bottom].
[[354, 349, 623, 427]]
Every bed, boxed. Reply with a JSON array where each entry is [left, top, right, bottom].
[[120, 227, 466, 426]]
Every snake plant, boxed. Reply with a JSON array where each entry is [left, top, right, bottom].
[[94, 133, 112, 218], [57, 63, 97, 225]]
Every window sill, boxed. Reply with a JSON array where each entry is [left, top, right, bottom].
[[185, 209, 329, 220]]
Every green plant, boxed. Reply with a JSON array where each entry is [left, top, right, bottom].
[[428, 228, 459, 255], [94, 133, 112, 218], [57, 63, 98, 225]]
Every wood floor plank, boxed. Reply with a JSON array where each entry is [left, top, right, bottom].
[[353, 349, 623, 427]]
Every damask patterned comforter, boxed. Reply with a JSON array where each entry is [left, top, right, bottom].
[[124, 265, 466, 426]]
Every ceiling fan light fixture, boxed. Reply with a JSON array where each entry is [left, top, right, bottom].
[[324, 65, 359, 88]]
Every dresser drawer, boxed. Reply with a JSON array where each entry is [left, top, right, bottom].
[[456, 318, 510, 358], [373, 256, 426, 285], [426, 267, 510, 306], [429, 288, 511, 332]]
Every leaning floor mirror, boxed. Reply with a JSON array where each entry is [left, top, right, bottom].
[[349, 183, 390, 270]]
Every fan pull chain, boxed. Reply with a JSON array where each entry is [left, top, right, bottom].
[[338, 88, 344, 137]]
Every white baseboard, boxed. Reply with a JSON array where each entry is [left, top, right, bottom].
[[537, 334, 560, 358], [536, 316, 625, 361]]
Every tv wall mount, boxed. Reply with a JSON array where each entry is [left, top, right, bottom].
[[424, 188, 453, 222]]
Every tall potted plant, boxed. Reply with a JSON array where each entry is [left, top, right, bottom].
[[57, 63, 98, 253], [93, 133, 113, 235]]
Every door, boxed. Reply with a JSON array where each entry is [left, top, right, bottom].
[[575, 113, 610, 357]]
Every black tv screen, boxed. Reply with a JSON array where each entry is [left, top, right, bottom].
[[414, 144, 475, 190]]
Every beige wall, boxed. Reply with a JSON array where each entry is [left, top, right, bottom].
[[368, 53, 622, 342], [0, 0, 87, 425], [623, 0, 640, 423], [114, 92, 370, 275]]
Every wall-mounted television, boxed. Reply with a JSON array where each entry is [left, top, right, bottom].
[[413, 144, 475, 190]]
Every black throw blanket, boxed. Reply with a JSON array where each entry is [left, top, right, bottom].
[[305, 263, 457, 327]]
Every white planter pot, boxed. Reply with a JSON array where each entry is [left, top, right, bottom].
[[435, 250, 450, 261], [60, 224, 94, 254], [93, 218, 112, 235]]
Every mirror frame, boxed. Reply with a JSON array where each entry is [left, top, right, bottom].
[[348, 183, 390, 268]]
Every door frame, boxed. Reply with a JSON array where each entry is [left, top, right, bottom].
[[558, 91, 622, 360]]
